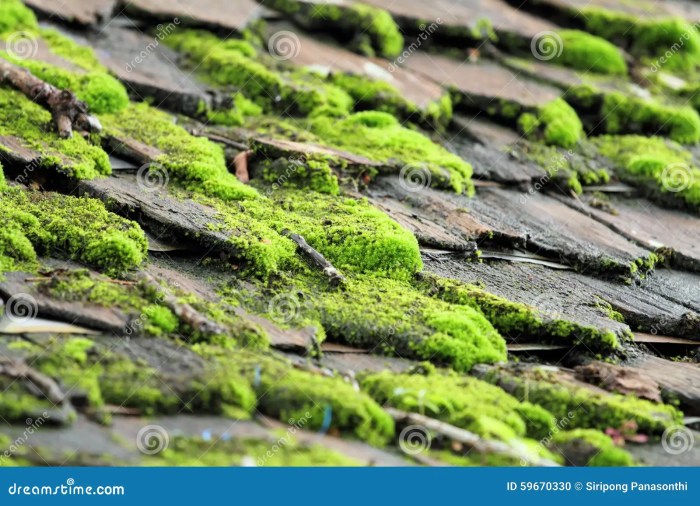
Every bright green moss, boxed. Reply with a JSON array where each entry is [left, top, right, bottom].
[[150, 435, 359, 466], [581, 9, 700, 73], [360, 370, 555, 440], [600, 91, 700, 144], [0, 0, 38, 34], [593, 135, 700, 210], [195, 346, 395, 446], [0, 88, 109, 179], [206, 93, 263, 126], [424, 276, 621, 351], [143, 305, 179, 336], [518, 98, 584, 148], [205, 187, 422, 279], [309, 111, 473, 194], [0, 189, 147, 276], [549, 30, 627, 75], [101, 103, 259, 202], [0, 376, 53, 424], [257, 153, 340, 195], [263, 0, 403, 58], [167, 30, 353, 118], [550, 429, 634, 466], [482, 366, 683, 435]]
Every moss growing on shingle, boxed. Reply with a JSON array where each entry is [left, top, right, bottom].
[[593, 135, 700, 210], [549, 30, 627, 76], [360, 370, 555, 440], [550, 429, 634, 466], [0, 189, 147, 276], [0, 88, 110, 179], [518, 98, 584, 148]]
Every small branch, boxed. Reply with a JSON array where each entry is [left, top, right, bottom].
[[137, 272, 227, 336], [282, 229, 346, 286], [386, 408, 561, 467], [0, 59, 101, 138]]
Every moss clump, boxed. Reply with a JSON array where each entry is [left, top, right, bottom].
[[593, 135, 700, 210], [481, 366, 683, 435], [0, 376, 53, 424], [309, 111, 473, 194], [518, 98, 584, 148], [550, 429, 634, 466], [142, 305, 179, 336], [101, 103, 258, 202], [361, 370, 555, 440], [424, 276, 621, 352], [263, 0, 403, 58], [195, 346, 395, 446], [0, 189, 147, 276], [549, 30, 627, 75], [22, 336, 256, 419], [150, 435, 359, 466], [600, 92, 700, 144], [0, 0, 38, 34], [232, 273, 507, 372], [581, 9, 700, 73], [0, 88, 110, 179], [167, 30, 353, 117], [257, 153, 340, 195], [205, 93, 263, 126], [205, 187, 422, 279]]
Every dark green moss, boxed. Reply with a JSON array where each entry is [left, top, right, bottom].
[[550, 429, 634, 466]]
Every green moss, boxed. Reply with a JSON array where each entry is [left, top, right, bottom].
[[195, 346, 395, 446], [263, 0, 403, 58], [581, 9, 700, 73], [0, 88, 110, 179], [257, 153, 340, 195], [101, 103, 259, 202], [482, 366, 683, 435], [309, 111, 473, 194], [549, 30, 627, 75], [600, 91, 700, 144], [231, 273, 507, 372], [360, 370, 555, 440], [424, 275, 621, 352], [205, 187, 422, 279], [518, 98, 584, 148], [205, 93, 263, 126], [593, 135, 700, 210], [150, 435, 359, 466], [0, 376, 53, 424], [0, 189, 147, 276], [143, 305, 179, 336], [550, 429, 634, 466], [0, 0, 38, 34]]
